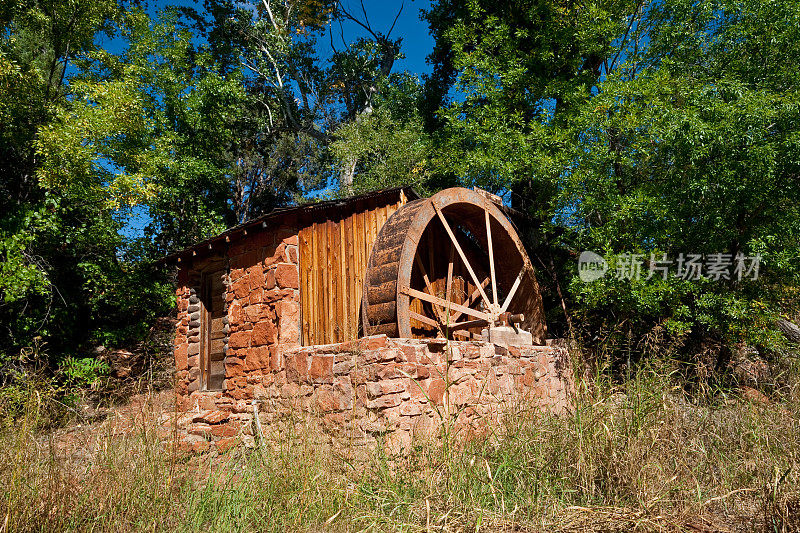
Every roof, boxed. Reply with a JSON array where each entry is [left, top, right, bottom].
[[158, 186, 420, 265]]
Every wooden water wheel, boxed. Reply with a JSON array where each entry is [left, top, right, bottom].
[[362, 187, 546, 342]]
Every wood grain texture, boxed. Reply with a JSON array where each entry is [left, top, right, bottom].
[[298, 198, 405, 345]]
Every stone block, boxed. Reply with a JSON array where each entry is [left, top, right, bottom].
[[376, 363, 418, 380], [365, 380, 406, 398], [211, 422, 241, 438], [309, 355, 334, 383], [265, 269, 276, 290], [448, 366, 478, 383], [287, 245, 298, 263], [228, 331, 251, 350], [365, 393, 402, 409], [269, 346, 282, 371], [333, 359, 354, 375], [245, 345, 271, 371], [225, 357, 245, 378], [281, 382, 300, 398], [232, 275, 250, 299], [251, 320, 277, 346], [277, 300, 300, 345], [428, 378, 446, 406], [366, 335, 388, 349], [174, 344, 188, 371], [285, 351, 309, 382], [314, 386, 342, 412], [274, 263, 299, 289], [198, 395, 217, 411], [249, 266, 265, 290], [365, 348, 398, 363], [188, 423, 212, 436], [399, 401, 425, 416]]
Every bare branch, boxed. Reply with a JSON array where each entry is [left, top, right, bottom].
[[359, 0, 372, 33], [387, 1, 404, 38], [337, 0, 379, 41], [261, 0, 279, 31]]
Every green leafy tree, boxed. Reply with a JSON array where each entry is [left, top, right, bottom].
[[0, 0, 146, 360], [331, 73, 432, 194], [424, 0, 800, 372], [423, 0, 638, 215], [562, 0, 800, 367], [242, 0, 425, 193]]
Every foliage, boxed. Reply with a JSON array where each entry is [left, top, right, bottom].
[[60, 356, 110, 389], [559, 0, 800, 366], [0, 2, 174, 370], [423, 0, 636, 215], [424, 0, 800, 370], [331, 73, 432, 194]]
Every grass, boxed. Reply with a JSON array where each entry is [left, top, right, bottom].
[[1, 356, 799, 532]]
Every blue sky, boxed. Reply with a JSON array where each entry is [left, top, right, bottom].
[[332, 0, 433, 76]]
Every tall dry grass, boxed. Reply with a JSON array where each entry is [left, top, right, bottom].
[[1, 359, 799, 532]]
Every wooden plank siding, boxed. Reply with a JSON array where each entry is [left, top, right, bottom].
[[299, 196, 408, 345]]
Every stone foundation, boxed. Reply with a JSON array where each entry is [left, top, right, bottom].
[[170, 335, 574, 455]]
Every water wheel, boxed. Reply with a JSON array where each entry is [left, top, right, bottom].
[[362, 187, 546, 342]]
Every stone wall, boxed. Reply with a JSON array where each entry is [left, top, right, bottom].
[[170, 336, 574, 455], [173, 224, 301, 403]]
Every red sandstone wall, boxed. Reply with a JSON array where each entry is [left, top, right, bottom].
[[170, 336, 574, 455], [173, 225, 301, 405]]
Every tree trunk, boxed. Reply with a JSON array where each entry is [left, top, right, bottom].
[[778, 318, 800, 344], [339, 156, 357, 194]]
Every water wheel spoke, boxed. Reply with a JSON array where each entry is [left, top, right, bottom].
[[445, 243, 455, 306], [409, 310, 441, 329], [500, 268, 525, 313], [450, 276, 490, 323], [449, 318, 489, 331], [402, 287, 490, 321], [433, 203, 493, 311], [414, 252, 446, 324], [485, 207, 499, 309]]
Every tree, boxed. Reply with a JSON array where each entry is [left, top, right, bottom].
[[0, 0, 145, 359], [422, 0, 639, 214], [562, 0, 800, 365], [331, 72, 432, 194], [424, 0, 800, 370], [242, 0, 413, 193]]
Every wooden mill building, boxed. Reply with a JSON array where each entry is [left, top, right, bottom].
[[166, 186, 547, 400]]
